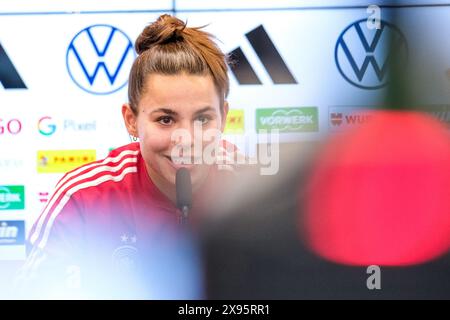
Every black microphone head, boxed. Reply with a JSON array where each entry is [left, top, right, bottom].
[[176, 168, 192, 210]]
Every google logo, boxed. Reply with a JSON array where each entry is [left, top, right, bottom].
[[38, 116, 56, 136]]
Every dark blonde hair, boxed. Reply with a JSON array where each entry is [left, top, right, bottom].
[[128, 14, 229, 114]]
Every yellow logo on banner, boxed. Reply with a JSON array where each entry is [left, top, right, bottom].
[[224, 109, 245, 134], [37, 150, 96, 173]]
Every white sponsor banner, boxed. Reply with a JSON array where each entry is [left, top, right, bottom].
[[1, 0, 448, 14], [1, 5, 450, 260]]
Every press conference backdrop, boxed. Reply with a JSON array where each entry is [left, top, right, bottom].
[[0, 0, 449, 260]]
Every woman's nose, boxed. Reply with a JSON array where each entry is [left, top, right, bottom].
[[172, 121, 198, 147]]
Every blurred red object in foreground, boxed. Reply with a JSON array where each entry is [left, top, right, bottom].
[[303, 111, 450, 266]]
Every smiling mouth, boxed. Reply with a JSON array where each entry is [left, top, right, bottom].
[[164, 155, 201, 167]]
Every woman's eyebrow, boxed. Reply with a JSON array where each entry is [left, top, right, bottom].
[[150, 108, 178, 115], [194, 107, 214, 115]]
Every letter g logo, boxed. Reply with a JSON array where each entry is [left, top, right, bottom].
[[38, 116, 56, 136]]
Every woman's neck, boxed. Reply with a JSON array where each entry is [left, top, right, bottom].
[[147, 167, 177, 205]]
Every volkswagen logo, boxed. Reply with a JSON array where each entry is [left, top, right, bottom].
[[335, 19, 408, 90], [66, 24, 135, 95]]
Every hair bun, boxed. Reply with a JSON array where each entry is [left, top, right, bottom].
[[135, 14, 187, 54]]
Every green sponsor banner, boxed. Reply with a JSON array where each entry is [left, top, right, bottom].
[[0, 185, 25, 210], [256, 107, 318, 132]]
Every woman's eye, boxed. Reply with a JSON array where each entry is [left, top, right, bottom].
[[195, 115, 210, 125], [158, 116, 173, 125]]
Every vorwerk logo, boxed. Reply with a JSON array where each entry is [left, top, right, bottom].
[[256, 107, 318, 133], [229, 25, 297, 85], [335, 19, 408, 90], [0, 42, 27, 89], [66, 25, 135, 95]]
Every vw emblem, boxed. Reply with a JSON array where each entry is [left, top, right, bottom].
[[66, 24, 135, 95], [335, 19, 408, 90]]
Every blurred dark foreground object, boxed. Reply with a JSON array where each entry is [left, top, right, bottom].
[[200, 112, 450, 299]]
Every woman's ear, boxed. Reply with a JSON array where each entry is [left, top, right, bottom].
[[122, 103, 138, 137], [220, 101, 229, 132]]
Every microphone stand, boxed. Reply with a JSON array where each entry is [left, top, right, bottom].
[[180, 205, 189, 226], [176, 167, 192, 227]]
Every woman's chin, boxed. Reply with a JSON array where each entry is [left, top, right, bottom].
[[158, 157, 212, 189]]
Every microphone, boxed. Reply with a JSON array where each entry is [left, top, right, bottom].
[[176, 168, 192, 225]]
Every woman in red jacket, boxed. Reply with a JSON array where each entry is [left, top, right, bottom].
[[17, 14, 239, 299]]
